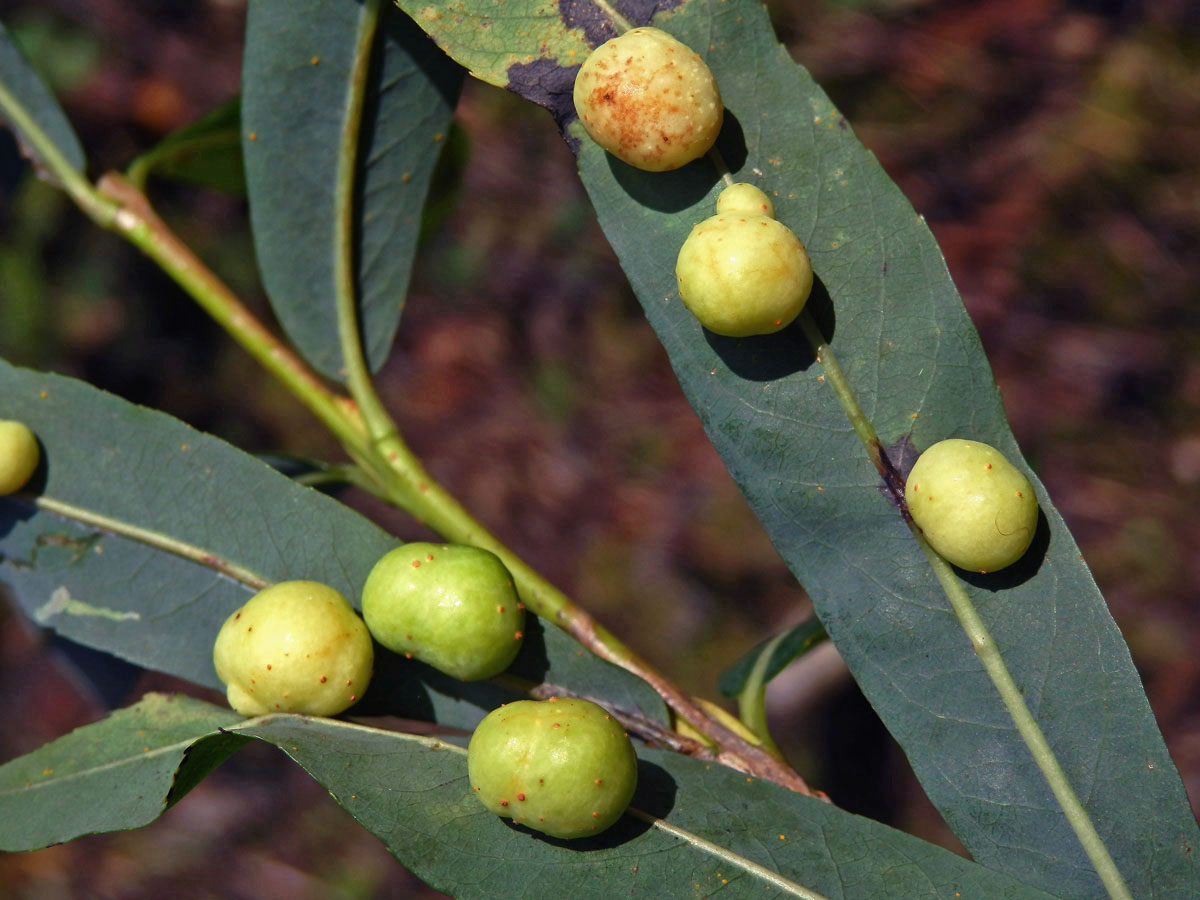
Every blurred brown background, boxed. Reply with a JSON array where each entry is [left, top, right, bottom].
[[1, 0, 1198, 896]]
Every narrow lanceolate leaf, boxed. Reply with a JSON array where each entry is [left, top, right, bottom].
[[0, 693, 246, 851], [0, 19, 85, 175], [126, 97, 245, 194], [0, 361, 666, 733], [718, 618, 826, 698], [241, 715, 1062, 900], [397, 1, 1200, 897], [242, 0, 463, 381]]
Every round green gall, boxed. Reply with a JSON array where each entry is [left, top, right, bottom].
[[715, 182, 774, 218], [675, 183, 813, 337], [361, 542, 524, 681], [467, 697, 638, 839], [0, 420, 39, 495], [213, 580, 373, 717], [905, 438, 1039, 573], [572, 26, 723, 172]]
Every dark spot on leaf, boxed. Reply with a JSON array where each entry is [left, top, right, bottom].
[[704, 275, 831, 380], [877, 435, 913, 517], [4, 530, 102, 570], [559, 0, 685, 46], [506, 58, 581, 145], [959, 509, 1049, 590], [559, 0, 619, 46], [886, 434, 921, 484]]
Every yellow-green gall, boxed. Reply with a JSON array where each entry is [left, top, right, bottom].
[[468, 698, 638, 839], [213, 580, 373, 717], [905, 438, 1039, 573], [675, 183, 813, 337], [572, 26, 723, 172], [0, 420, 39, 495], [362, 543, 524, 681], [715, 182, 774, 218]]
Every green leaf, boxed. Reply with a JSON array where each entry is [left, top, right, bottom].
[[397, 0, 591, 92], [0, 693, 246, 851], [3, 698, 1058, 897], [0, 360, 665, 732], [0, 18, 85, 176], [241, 715, 1063, 900], [718, 618, 827, 698], [126, 97, 245, 194], [241, 0, 463, 381], [396, 1, 1200, 896], [0, 358, 395, 690], [580, 11, 1199, 900]]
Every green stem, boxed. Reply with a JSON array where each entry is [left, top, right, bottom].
[[96, 174, 367, 453], [334, 0, 396, 443], [707, 145, 737, 189], [798, 312, 880, 460], [126, 128, 239, 193], [365, 432, 815, 794], [294, 464, 376, 491], [0, 78, 117, 227], [0, 64, 813, 794], [737, 629, 786, 755], [801, 312, 1133, 900]]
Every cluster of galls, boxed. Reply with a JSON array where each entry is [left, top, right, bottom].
[[573, 29, 813, 337], [211, 541, 637, 840], [212, 543, 527, 719], [572, 27, 1040, 569], [4, 21, 1042, 850]]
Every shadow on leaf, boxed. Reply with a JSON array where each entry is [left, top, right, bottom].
[[959, 508, 1051, 591], [703, 275, 835, 382], [497, 757, 675, 848], [505, 613, 551, 683], [712, 106, 749, 175], [607, 109, 748, 212], [355, 640, 527, 722], [0, 494, 38, 542]]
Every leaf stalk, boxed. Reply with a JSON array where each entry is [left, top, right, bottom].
[[96, 174, 366, 454], [0, 77, 116, 226]]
